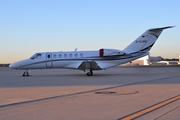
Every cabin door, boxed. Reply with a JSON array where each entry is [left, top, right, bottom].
[[46, 53, 53, 67]]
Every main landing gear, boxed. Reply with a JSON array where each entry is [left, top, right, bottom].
[[22, 70, 30, 77], [86, 71, 93, 76]]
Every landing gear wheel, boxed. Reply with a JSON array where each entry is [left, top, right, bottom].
[[22, 71, 30, 77], [86, 71, 93, 76]]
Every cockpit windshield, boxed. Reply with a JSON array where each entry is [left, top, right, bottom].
[[30, 53, 42, 60]]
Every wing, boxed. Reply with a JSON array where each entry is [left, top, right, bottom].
[[77, 60, 102, 71]]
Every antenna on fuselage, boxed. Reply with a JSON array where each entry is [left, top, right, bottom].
[[74, 48, 78, 52]]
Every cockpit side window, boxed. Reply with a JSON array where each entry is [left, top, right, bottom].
[[36, 54, 42, 59], [30, 53, 42, 60]]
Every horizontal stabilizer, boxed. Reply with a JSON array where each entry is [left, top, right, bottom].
[[149, 26, 175, 31]]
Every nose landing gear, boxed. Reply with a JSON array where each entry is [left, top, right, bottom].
[[22, 70, 30, 77]]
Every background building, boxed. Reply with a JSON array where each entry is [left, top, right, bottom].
[[122, 55, 178, 66]]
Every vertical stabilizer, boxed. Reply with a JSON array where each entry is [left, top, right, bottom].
[[123, 26, 174, 54]]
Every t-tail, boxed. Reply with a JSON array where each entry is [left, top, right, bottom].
[[123, 26, 174, 54]]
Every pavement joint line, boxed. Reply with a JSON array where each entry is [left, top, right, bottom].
[[154, 105, 180, 120], [0, 76, 177, 109], [118, 95, 180, 120]]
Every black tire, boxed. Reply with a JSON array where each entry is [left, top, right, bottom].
[[27, 72, 29, 76], [22, 72, 29, 77], [86, 71, 93, 76], [22, 72, 25, 76]]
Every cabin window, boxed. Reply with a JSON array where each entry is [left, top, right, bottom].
[[69, 54, 72, 58], [59, 54, 62, 58], [80, 53, 83, 57], [75, 53, 78, 57], [53, 54, 56, 58], [64, 54, 67, 58]]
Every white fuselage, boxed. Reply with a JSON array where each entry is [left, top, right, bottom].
[[9, 50, 148, 70]]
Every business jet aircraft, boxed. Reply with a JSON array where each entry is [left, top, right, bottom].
[[9, 26, 174, 76]]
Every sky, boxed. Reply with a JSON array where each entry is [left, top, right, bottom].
[[0, 0, 180, 63]]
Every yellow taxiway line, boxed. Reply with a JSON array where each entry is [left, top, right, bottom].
[[120, 95, 180, 120]]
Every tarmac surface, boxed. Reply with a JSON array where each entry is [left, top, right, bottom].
[[0, 66, 180, 120]]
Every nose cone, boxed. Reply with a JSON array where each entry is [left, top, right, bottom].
[[9, 62, 18, 69], [9, 59, 29, 69]]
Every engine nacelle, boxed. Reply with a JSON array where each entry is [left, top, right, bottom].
[[99, 48, 124, 57]]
